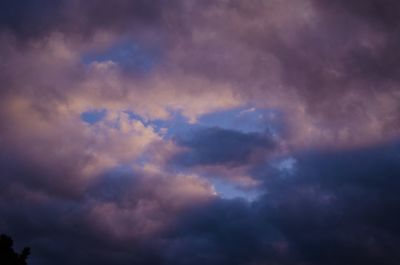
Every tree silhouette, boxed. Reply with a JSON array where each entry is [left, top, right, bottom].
[[0, 234, 30, 265]]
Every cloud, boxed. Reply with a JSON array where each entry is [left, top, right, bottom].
[[174, 127, 276, 167], [164, 141, 400, 265], [2, 0, 399, 147], [0, 164, 216, 265], [0, 0, 180, 40], [0, 1, 400, 265]]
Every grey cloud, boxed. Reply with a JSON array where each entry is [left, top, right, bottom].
[[174, 127, 276, 167]]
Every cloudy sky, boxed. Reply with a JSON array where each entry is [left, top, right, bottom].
[[1, 1, 400, 264]]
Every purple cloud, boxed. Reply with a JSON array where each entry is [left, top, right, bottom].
[[1, 1, 400, 265]]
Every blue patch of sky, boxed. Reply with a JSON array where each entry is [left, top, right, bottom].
[[274, 157, 297, 177], [211, 178, 262, 202], [81, 39, 160, 73], [124, 105, 283, 140], [80, 109, 107, 124], [108, 164, 134, 175], [198, 106, 283, 136], [125, 111, 148, 125], [250, 156, 298, 181], [124, 109, 198, 138]]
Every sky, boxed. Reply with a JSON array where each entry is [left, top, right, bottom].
[[0, 0, 400, 264]]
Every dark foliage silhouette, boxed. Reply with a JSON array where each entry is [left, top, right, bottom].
[[0, 234, 30, 265]]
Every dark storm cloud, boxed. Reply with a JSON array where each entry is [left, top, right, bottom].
[[2, 139, 400, 265], [165, 140, 400, 265], [259, 143, 400, 265], [0, 0, 179, 39], [0, 195, 163, 265], [174, 127, 276, 167], [76, 0, 170, 31], [0, 166, 211, 265], [0, 148, 83, 198], [0, 0, 65, 38]]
